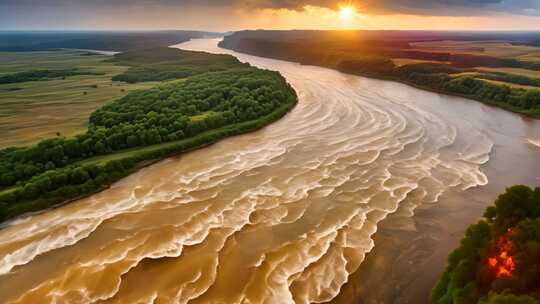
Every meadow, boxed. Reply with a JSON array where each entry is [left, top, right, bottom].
[[0, 50, 157, 147], [411, 40, 540, 62]]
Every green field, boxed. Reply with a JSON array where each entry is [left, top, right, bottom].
[[451, 71, 540, 89], [411, 40, 540, 62], [476, 67, 540, 78], [0, 50, 158, 148], [480, 79, 540, 90], [392, 58, 449, 67]]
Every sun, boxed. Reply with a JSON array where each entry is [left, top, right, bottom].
[[339, 6, 356, 21]]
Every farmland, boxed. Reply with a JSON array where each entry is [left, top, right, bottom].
[[0, 50, 157, 147]]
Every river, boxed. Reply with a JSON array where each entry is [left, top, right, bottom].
[[0, 38, 538, 304]]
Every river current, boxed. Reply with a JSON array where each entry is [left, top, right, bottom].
[[0, 38, 538, 304]]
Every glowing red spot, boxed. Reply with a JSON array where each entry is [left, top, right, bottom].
[[487, 229, 515, 278]]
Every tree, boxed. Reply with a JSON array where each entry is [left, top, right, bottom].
[[70, 167, 90, 184], [94, 140, 106, 154], [433, 186, 540, 304], [45, 161, 56, 171], [126, 135, 138, 147]]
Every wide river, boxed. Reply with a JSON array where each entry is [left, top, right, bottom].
[[0, 39, 539, 304]]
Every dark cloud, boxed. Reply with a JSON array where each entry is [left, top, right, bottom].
[[241, 0, 540, 16], [0, 0, 539, 16]]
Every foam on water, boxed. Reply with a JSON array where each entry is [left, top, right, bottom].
[[528, 138, 540, 148]]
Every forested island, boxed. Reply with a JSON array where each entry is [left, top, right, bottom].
[[220, 30, 540, 118], [0, 47, 297, 222], [433, 186, 540, 304]]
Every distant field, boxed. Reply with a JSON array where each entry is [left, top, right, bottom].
[[0, 50, 157, 148], [392, 58, 449, 67], [451, 71, 540, 89], [451, 72, 480, 78], [476, 67, 540, 78], [480, 79, 540, 90], [411, 40, 540, 62]]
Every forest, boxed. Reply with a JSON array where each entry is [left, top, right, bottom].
[[0, 47, 297, 222], [432, 185, 540, 304], [0, 69, 103, 84], [110, 48, 244, 83]]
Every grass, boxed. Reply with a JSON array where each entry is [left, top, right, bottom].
[[451, 71, 540, 90], [480, 79, 540, 90], [0, 50, 158, 148], [190, 111, 218, 122], [476, 67, 540, 78], [451, 72, 480, 77], [410, 40, 540, 62], [392, 58, 450, 67]]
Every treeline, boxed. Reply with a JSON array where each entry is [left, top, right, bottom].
[[110, 48, 244, 83], [219, 30, 540, 49], [219, 33, 540, 71], [0, 31, 220, 52], [432, 185, 540, 304], [0, 48, 297, 222], [0, 69, 103, 84], [336, 60, 540, 116]]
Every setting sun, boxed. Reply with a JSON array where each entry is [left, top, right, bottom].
[[339, 6, 356, 21]]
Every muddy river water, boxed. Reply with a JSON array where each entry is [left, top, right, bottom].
[[0, 38, 539, 303]]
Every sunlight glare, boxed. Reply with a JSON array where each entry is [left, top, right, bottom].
[[339, 6, 355, 21]]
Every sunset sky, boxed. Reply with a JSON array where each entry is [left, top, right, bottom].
[[1, 0, 540, 31]]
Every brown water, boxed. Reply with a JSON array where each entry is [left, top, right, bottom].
[[0, 39, 538, 304]]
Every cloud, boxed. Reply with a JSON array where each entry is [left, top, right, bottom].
[[240, 0, 540, 16], [1, 0, 539, 16]]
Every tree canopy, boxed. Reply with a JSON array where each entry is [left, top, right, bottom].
[[433, 186, 540, 304]]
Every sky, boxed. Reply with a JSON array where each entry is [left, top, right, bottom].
[[1, 0, 540, 31]]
